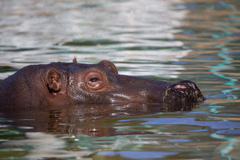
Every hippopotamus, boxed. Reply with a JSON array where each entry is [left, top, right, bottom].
[[0, 58, 204, 109]]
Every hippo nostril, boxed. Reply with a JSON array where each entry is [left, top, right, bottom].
[[174, 84, 187, 89]]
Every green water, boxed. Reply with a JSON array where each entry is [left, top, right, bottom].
[[0, 0, 240, 159]]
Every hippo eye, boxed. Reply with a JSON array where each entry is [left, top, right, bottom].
[[90, 77, 99, 82], [84, 69, 109, 92]]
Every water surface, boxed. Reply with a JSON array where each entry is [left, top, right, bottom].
[[0, 0, 240, 159]]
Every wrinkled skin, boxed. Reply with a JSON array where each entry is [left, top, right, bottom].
[[0, 59, 204, 108]]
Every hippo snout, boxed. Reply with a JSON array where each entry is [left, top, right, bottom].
[[162, 80, 204, 111]]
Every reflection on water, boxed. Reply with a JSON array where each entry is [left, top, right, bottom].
[[0, 103, 196, 159], [0, 103, 193, 136], [0, 0, 240, 159]]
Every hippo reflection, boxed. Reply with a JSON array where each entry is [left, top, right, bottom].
[[1, 103, 197, 137], [0, 59, 204, 108]]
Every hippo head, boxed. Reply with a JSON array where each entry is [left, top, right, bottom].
[[0, 59, 204, 110]]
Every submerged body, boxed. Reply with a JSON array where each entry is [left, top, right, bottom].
[[0, 59, 204, 109]]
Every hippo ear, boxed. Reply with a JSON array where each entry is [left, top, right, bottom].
[[98, 60, 118, 74], [73, 57, 77, 63], [47, 69, 62, 93]]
